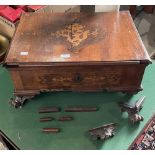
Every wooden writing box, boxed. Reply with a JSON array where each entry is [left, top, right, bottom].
[[5, 11, 151, 107]]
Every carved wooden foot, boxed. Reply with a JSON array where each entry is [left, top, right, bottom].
[[10, 96, 34, 108], [129, 113, 144, 124]]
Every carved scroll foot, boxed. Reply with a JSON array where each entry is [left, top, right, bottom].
[[10, 96, 34, 108], [129, 113, 144, 124]]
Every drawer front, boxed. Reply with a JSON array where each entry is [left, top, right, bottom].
[[10, 64, 145, 92]]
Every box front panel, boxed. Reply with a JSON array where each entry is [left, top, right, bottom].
[[9, 64, 146, 92]]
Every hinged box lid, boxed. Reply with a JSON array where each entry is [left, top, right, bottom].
[[5, 11, 151, 65]]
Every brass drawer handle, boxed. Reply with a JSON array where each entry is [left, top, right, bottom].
[[73, 73, 83, 82]]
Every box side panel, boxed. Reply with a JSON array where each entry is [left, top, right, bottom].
[[9, 69, 24, 91]]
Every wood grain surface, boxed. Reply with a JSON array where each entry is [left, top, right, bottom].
[[9, 64, 145, 93], [5, 11, 151, 64], [4, 11, 152, 102]]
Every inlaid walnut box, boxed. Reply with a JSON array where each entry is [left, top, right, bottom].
[[5, 11, 151, 107]]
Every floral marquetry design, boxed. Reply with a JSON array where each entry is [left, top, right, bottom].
[[51, 22, 106, 52], [38, 71, 121, 87]]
